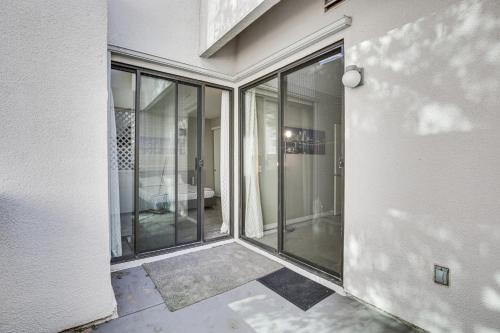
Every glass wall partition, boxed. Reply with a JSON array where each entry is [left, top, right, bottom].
[[282, 50, 344, 276], [177, 83, 201, 244], [203, 87, 232, 240], [241, 77, 279, 250], [109, 64, 233, 261], [240, 43, 344, 279], [110, 68, 136, 259], [137, 75, 176, 253]]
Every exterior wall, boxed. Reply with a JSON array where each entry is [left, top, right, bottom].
[[0, 1, 115, 332], [108, 0, 237, 77], [234, 0, 500, 332], [203, 0, 266, 47], [199, 0, 280, 57]]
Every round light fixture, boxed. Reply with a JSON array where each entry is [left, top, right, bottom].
[[285, 130, 292, 138], [342, 65, 363, 88]]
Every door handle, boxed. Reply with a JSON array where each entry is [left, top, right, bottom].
[[195, 157, 204, 169], [338, 157, 344, 169]]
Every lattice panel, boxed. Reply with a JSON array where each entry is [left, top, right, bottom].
[[115, 109, 135, 170]]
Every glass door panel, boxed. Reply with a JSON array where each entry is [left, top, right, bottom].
[[176, 83, 200, 244], [203, 87, 231, 240], [111, 63, 232, 260], [242, 77, 279, 250], [110, 68, 136, 259], [137, 75, 176, 253], [282, 52, 344, 275]]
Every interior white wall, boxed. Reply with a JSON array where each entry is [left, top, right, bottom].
[[256, 94, 279, 228], [0, 1, 115, 333], [233, 0, 500, 332]]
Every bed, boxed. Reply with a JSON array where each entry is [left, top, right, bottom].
[[139, 175, 216, 213], [185, 185, 216, 209]]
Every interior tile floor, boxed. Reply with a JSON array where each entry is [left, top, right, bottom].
[[86, 248, 417, 333], [258, 216, 342, 274], [117, 198, 227, 256], [203, 197, 226, 240]]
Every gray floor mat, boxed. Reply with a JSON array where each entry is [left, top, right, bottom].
[[142, 243, 282, 311]]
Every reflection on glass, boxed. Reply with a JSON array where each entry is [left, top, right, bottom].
[[242, 77, 279, 249], [110, 69, 136, 259], [282, 52, 344, 275], [203, 87, 231, 240], [137, 75, 176, 253], [177, 84, 199, 243]]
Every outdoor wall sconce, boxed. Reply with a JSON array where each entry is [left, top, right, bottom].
[[342, 65, 363, 88]]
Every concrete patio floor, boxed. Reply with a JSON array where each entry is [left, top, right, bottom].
[[88, 252, 417, 333]]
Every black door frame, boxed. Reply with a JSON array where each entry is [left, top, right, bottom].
[[238, 41, 345, 283], [110, 62, 234, 263]]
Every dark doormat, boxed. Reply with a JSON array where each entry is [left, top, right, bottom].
[[257, 267, 334, 311]]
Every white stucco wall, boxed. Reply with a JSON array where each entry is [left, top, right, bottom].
[[108, 0, 237, 77], [107, 0, 500, 331], [0, 1, 115, 332], [205, 0, 266, 46], [234, 0, 500, 332], [199, 0, 280, 57]]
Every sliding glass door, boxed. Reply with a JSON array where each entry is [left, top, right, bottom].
[[109, 65, 232, 260], [137, 78, 201, 253], [177, 83, 201, 244], [109, 68, 136, 258], [137, 75, 181, 253], [241, 43, 344, 279], [242, 77, 279, 250], [282, 50, 344, 275]]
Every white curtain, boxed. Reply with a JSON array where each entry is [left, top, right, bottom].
[[108, 54, 122, 257], [243, 90, 264, 238], [219, 90, 231, 233]]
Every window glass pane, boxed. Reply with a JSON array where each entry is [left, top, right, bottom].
[[204, 87, 231, 240], [282, 52, 344, 275], [242, 77, 279, 249], [177, 84, 200, 244], [110, 69, 136, 259], [137, 75, 176, 253]]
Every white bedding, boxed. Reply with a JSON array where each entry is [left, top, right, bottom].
[[139, 183, 215, 211], [178, 185, 215, 201]]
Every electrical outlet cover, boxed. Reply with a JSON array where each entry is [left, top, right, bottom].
[[434, 265, 449, 286]]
